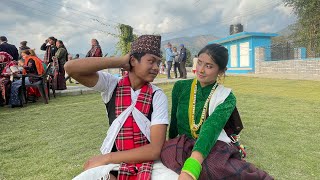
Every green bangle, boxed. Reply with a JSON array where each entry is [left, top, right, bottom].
[[181, 170, 197, 180], [181, 157, 202, 179]]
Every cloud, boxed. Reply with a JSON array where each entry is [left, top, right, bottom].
[[1, 0, 296, 55]]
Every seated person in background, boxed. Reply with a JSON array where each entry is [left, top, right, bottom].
[[160, 44, 273, 180], [9, 50, 44, 107], [29, 49, 47, 70], [65, 35, 178, 180], [0, 52, 17, 106]]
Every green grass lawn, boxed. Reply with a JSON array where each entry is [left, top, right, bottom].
[[0, 76, 319, 180]]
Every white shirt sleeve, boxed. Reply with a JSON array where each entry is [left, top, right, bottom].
[[151, 90, 169, 126], [91, 71, 119, 104]]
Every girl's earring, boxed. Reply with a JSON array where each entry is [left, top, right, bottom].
[[218, 69, 226, 84], [217, 74, 222, 84]]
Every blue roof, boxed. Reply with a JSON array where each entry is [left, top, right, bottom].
[[209, 32, 278, 44]]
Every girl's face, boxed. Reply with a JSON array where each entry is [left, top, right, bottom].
[[196, 53, 224, 87], [91, 39, 97, 46], [56, 41, 61, 48], [21, 52, 28, 59]]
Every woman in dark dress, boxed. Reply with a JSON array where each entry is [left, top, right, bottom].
[[52, 40, 67, 90]]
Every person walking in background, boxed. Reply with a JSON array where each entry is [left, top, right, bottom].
[[18, 41, 30, 60], [172, 46, 181, 78], [68, 54, 73, 62], [0, 36, 19, 61], [52, 40, 67, 90], [65, 54, 74, 83], [65, 54, 80, 84], [159, 61, 165, 75], [86, 39, 102, 57], [192, 54, 198, 74], [73, 54, 80, 84], [40, 36, 57, 64], [178, 44, 187, 79], [74, 54, 80, 59], [165, 42, 175, 79]]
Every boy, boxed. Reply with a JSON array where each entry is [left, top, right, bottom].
[[65, 35, 178, 180]]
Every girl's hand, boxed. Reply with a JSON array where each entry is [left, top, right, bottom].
[[179, 172, 194, 180]]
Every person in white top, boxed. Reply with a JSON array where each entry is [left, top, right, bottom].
[[192, 55, 198, 74], [172, 46, 181, 78], [65, 35, 178, 180]]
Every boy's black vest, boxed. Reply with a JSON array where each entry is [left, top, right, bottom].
[[224, 107, 243, 135]]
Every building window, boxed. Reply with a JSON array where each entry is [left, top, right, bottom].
[[240, 42, 250, 67], [230, 45, 238, 67]]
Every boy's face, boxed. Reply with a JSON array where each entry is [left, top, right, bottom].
[[131, 53, 161, 83], [173, 47, 177, 52]]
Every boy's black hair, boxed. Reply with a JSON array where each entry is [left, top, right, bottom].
[[131, 52, 146, 62], [129, 52, 146, 69]]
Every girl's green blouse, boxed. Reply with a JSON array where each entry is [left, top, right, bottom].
[[169, 79, 236, 158]]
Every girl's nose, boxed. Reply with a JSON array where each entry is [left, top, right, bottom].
[[199, 65, 205, 73]]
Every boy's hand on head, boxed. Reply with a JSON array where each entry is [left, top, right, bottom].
[[121, 54, 131, 71]]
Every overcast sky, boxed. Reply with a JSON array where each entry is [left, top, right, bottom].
[[1, 0, 296, 56]]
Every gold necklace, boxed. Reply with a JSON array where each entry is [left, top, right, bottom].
[[188, 79, 218, 138]]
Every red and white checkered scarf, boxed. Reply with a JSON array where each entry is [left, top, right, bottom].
[[115, 75, 153, 180]]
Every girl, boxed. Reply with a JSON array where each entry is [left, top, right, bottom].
[[161, 44, 273, 180]]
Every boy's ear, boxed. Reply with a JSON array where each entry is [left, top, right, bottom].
[[130, 56, 137, 67]]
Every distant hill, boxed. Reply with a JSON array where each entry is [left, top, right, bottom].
[[276, 24, 295, 37], [161, 24, 296, 56], [271, 24, 295, 45], [162, 34, 219, 55]]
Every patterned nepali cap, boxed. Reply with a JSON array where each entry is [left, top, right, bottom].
[[130, 35, 161, 58]]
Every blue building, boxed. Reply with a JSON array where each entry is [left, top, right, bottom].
[[208, 32, 278, 74]]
